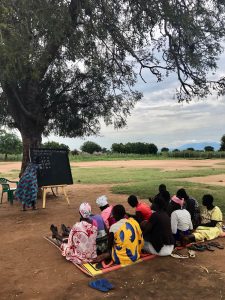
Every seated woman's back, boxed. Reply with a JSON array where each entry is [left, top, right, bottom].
[[109, 205, 144, 265], [144, 210, 174, 253], [89, 214, 108, 254], [61, 220, 98, 264], [171, 208, 193, 233], [142, 196, 174, 256], [90, 214, 106, 236]]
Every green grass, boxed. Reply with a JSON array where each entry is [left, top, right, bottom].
[[72, 166, 225, 214], [69, 153, 170, 162], [72, 167, 225, 184], [0, 170, 20, 180], [1, 162, 225, 214], [69, 151, 225, 162], [111, 181, 225, 214], [72, 167, 162, 184], [1, 151, 225, 163]]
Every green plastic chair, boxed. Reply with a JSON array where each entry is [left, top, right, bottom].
[[0, 178, 18, 204]]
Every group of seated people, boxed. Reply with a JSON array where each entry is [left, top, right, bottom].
[[50, 185, 224, 266]]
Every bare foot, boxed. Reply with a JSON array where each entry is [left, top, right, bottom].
[[92, 252, 110, 263], [50, 224, 58, 238]]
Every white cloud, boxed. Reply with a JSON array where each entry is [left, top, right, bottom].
[[46, 91, 225, 150], [45, 55, 225, 151]]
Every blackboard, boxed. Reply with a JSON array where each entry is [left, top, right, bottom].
[[30, 148, 73, 187]]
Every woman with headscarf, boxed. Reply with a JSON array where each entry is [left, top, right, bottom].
[[170, 195, 193, 245], [176, 188, 200, 229], [96, 195, 115, 230], [15, 163, 39, 211], [50, 202, 98, 264]]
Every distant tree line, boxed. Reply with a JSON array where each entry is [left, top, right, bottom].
[[76, 134, 225, 155], [162, 145, 215, 153], [111, 142, 158, 154], [1, 131, 225, 158]]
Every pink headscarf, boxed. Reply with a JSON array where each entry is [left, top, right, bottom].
[[79, 202, 92, 218], [171, 195, 184, 208]]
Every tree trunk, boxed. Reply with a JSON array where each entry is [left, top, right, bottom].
[[20, 131, 42, 177], [2, 79, 46, 177]]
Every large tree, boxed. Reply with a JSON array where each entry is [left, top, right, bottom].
[[1, 0, 225, 173]]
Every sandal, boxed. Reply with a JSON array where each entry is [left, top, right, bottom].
[[188, 244, 205, 252], [207, 241, 224, 249], [188, 250, 196, 258], [89, 279, 114, 292], [100, 279, 114, 290], [89, 279, 109, 292], [203, 244, 215, 251], [171, 250, 189, 259]]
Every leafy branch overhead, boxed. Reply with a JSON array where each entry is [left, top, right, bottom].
[[0, 0, 225, 147]]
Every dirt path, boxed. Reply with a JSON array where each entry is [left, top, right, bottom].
[[0, 160, 225, 300], [71, 159, 225, 170], [1, 158, 225, 173]]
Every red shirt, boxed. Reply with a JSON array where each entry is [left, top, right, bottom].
[[136, 202, 152, 221]]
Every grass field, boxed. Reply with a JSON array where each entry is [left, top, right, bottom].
[[1, 161, 225, 214], [0, 169, 19, 180], [71, 166, 225, 214], [1, 150, 225, 162]]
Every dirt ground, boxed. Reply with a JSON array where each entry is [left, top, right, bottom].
[[1, 159, 225, 300]]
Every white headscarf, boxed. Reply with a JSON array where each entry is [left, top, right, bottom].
[[96, 195, 108, 207], [79, 202, 91, 218]]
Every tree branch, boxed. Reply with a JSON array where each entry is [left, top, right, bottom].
[[4, 82, 37, 121]]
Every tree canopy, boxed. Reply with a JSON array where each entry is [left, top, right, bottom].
[[42, 141, 70, 151], [161, 147, 169, 152], [186, 147, 195, 151], [1, 0, 225, 171], [111, 142, 158, 154], [80, 141, 102, 154], [220, 134, 225, 151], [0, 130, 22, 159], [204, 146, 214, 152]]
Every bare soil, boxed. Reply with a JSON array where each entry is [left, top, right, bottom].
[[0, 159, 225, 300]]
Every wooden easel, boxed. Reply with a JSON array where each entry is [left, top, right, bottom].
[[41, 185, 70, 208]]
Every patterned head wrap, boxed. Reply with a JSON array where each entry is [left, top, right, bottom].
[[171, 195, 184, 208], [79, 202, 92, 218], [96, 195, 108, 207]]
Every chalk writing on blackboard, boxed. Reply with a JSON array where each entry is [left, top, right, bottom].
[[30, 148, 73, 187]]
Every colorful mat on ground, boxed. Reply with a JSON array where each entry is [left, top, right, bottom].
[[44, 236, 156, 277]]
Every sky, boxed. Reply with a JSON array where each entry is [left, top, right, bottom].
[[43, 65, 225, 151]]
